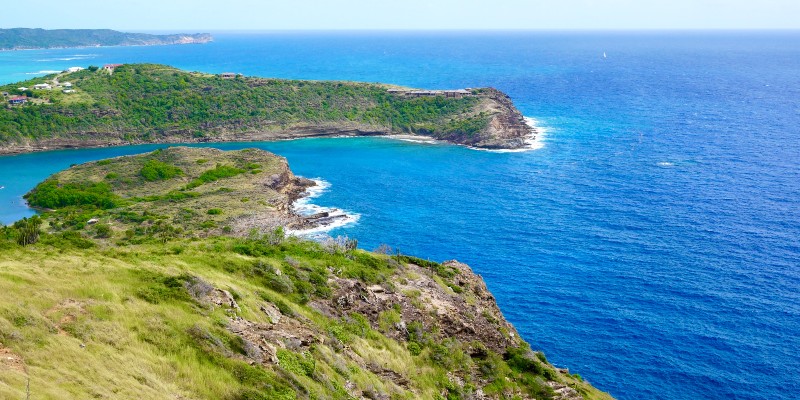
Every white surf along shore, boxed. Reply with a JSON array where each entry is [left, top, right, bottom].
[[386, 116, 546, 152], [469, 117, 546, 153], [287, 178, 360, 237]]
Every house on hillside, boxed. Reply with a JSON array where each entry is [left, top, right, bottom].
[[63, 89, 76, 94], [220, 72, 237, 79], [65, 67, 84, 73], [8, 96, 27, 105], [395, 88, 472, 99], [18, 87, 28, 92], [32, 83, 52, 90], [103, 64, 123, 72], [444, 89, 471, 99], [406, 90, 440, 97]]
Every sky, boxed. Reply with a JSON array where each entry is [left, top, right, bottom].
[[2, 0, 799, 31]]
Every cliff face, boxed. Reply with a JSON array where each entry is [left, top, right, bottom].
[[0, 147, 613, 399], [432, 88, 534, 149]]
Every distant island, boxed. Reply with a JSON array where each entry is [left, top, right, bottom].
[[0, 64, 535, 154], [0, 28, 212, 51]]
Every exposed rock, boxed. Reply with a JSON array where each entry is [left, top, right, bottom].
[[0, 343, 25, 373]]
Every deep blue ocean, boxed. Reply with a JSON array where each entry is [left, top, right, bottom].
[[1, 32, 799, 400]]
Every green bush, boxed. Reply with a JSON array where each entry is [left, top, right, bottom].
[[140, 159, 183, 181], [94, 223, 112, 238], [407, 342, 422, 356], [185, 164, 245, 189], [207, 208, 222, 215], [25, 180, 120, 210], [276, 349, 315, 376], [13, 216, 42, 246]]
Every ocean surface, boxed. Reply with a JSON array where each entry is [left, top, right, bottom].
[[1, 31, 799, 400]]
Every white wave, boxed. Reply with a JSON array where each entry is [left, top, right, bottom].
[[468, 117, 547, 153], [36, 56, 93, 62], [286, 178, 360, 236], [25, 70, 62, 75], [657, 161, 675, 167], [386, 135, 441, 145]]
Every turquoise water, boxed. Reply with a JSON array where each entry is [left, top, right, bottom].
[[2, 32, 800, 400]]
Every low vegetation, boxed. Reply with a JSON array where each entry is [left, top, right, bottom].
[[0, 64, 499, 147]]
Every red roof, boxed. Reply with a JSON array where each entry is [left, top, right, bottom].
[[9, 96, 27, 101]]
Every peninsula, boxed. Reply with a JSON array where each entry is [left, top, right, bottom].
[[0, 28, 212, 51], [0, 147, 611, 399], [0, 64, 534, 154]]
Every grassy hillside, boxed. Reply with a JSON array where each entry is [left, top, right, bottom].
[[0, 64, 505, 149], [0, 148, 613, 399], [0, 28, 211, 50]]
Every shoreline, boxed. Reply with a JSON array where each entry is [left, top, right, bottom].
[[467, 117, 546, 153], [286, 178, 360, 237], [0, 127, 538, 157], [387, 116, 546, 153]]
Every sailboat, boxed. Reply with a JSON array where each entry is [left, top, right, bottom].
[[603, 52, 607, 59]]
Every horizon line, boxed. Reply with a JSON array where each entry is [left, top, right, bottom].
[[4, 27, 800, 33]]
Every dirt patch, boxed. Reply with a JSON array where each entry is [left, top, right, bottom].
[[0, 343, 26, 373], [45, 298, 88, 336]]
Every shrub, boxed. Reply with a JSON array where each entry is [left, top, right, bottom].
[[94, 223, 112, 238], [185, 164, 245, 189], [407, 342, 422, 356], [140, 159, 183, 181], [13, 216, 42, 246], [134, 272, 191, 304], [207, 208, 222, 215], [25, 180, 120, 209], [276, 349, 315, 377]]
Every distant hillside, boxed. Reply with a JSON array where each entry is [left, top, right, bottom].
[[0, 28, 212, 50], [0, 64, 533, 154]]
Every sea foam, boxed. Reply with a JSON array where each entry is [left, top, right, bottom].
[[287, 178, 360, 236], [25, 70, 62, 75], [467, 117, 546, 153]]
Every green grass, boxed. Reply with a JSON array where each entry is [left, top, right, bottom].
[[0, 229, 614, 400]]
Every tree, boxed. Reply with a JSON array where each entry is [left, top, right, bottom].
[[14, 216, 42, 246]]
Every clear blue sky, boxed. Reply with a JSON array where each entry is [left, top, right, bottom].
[[2, 0, 798, 31]]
